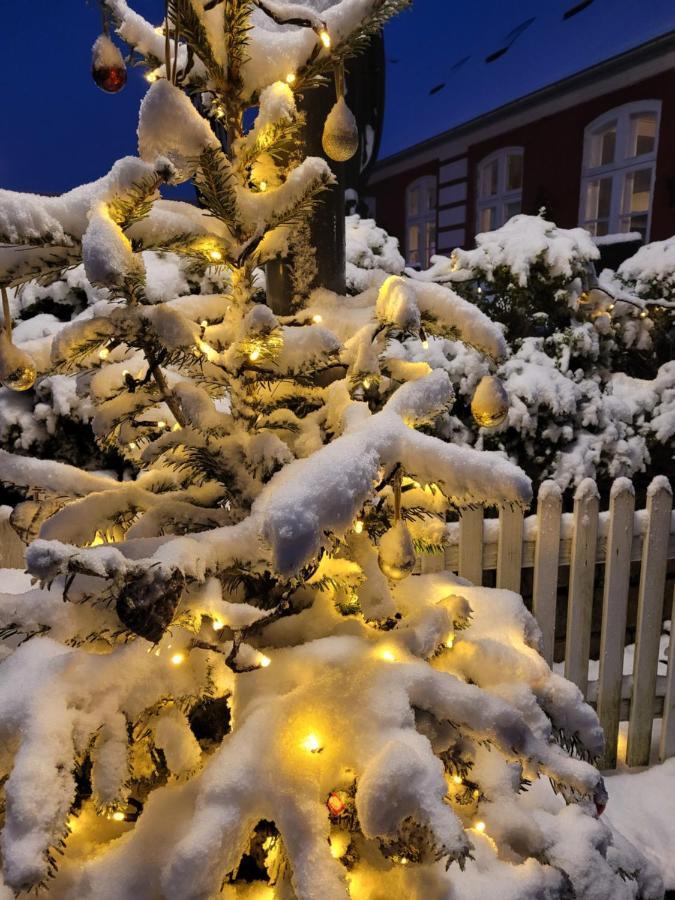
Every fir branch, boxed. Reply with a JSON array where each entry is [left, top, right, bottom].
[[108, 175, 161, 231], [168, 0, 227, 86], [193, 147, 241, 235]]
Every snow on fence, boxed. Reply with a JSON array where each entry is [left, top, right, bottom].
[[420, 476, 675, 771]]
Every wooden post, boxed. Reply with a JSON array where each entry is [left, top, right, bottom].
[[627, 477, 673, 767], [564, 478, 599, 696], [459, 508, 484, 585], [532, 481, 562, 666], [496, 506, 524, 593], [659, 586, 675, 762], [596, 478, 634, 769]]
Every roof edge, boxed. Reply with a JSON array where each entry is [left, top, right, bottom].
[[372, 29, 675, 175]]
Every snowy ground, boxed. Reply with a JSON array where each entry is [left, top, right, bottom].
[[552, 629, 675, 890], [604, 731, 675, 890]]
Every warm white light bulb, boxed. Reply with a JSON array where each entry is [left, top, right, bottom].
[[98, 346, 110, 360], [259, 180, 268, 192], [111, 811, 126, 822], [212, 618, 224, 631], [453, 775, 463, 785], [145, 71, 158, 83], [312, 314, 323, 324], [259, 654, 271, 668], [249, 348, 261, 362], [319, 29, 331, 48], [209, 249, 223, 262], [354, 519, 364, 534], [474, 820, 486, 833], [170, 652, 185, 666], [286, 72, 296, 84], [422, 339, 429, 349], [379, 648, 396, 662], [302, 733, 322, 753]]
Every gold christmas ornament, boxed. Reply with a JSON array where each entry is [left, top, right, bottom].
[[377, 521, 417, 581], [322, 97, 359, 162], [322, 63, 358, 162], [470, 375, 509, 428], [0, 289, 37, 392], [377, 471, 416, 581]]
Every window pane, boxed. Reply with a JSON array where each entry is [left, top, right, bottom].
[[628, 213, 648, 238], [408, 187, 420, 216], [425, 222, 436, 263], [585, 177, 612, 221], [479, 160, 499, 198], [629, 113, 657, 158], [479, 206, 496, 232], [589, 124, 616, 167], [504, 200, 521, 220], [424, 183, 436, 211], [506, 153, 523, 191], [623, 168, 652, 214], [595, 220, 609, 236]]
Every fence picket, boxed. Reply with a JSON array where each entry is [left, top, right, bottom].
[[496, 506, 524, 592], [627, 477, 673, 767], [596, 479, 635, 769], [532, 481, 562, 666], [659, 587, 675, 762], [459, 508, 484, 585], [564, 479, 600, 695]]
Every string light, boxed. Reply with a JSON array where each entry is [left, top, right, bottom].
[[379, 648, 396, 662], [200, 319, 208, 328], [640, 310, 649, 319], [362, 377, 372, 389], [473, 820, 486, 833], [452, 775, 463, 785], [249, 348, 261, 362], [172, 422, 181, 431], [286, 72, 296, 84], [170, 652, 185, 666], [312, 314, 323, 323], [128, 441, 137, 450], [354, 519, 364, 534], [145, 71, 158, 83], [157, 420, 166, 429], [319, 28, 331, 48], [302, 733, 322, 753], [259, 180, 268, 192], [209, 249, 223, 262], [98, 345, 110, 360], [422, 339, 429, 349], [445, 632, 455, 649], [212, 618, 224, 631], [111, 811, 126, 822], [258, 654, 271, 668]]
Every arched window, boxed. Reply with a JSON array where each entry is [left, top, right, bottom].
[[405, 176, 437, 267], [579, 101, 661, 239], [476, 148, 523, 233]]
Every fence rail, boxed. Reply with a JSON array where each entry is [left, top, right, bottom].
[[420, 476, 675, 770]]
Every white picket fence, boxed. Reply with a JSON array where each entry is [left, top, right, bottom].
[[420, 476, 675, 771]]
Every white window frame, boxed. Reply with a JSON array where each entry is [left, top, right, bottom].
[[475, 147, 524, 233], [405, 175, 437, 268], [578, 100, 661, 240]]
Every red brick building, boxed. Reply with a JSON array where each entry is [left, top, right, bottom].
[[367, 32, 675, 267]]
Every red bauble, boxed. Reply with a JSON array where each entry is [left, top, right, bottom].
[[92, 34, 127, 94], [327, 792, 346, 817]]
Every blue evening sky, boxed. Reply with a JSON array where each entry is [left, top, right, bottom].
[[1, 1, 674, 194]]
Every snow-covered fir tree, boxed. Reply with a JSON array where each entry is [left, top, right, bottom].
[[0, 3, 664, 899], [415, 215, 675, 496]]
